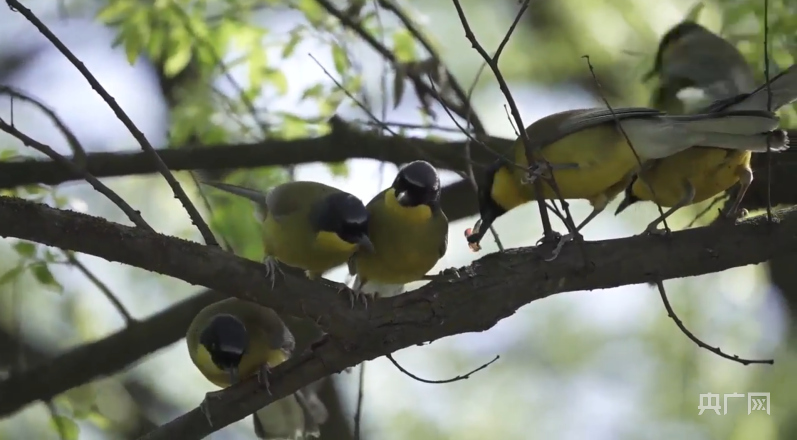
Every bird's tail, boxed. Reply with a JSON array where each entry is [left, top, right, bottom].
[[723, 63, 797, 112], [202, 181, 268, 205], [666, 110, 789, 153], [253, 387, 327, 440]]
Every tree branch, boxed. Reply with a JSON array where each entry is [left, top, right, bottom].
[[0, 195, 794, 432]]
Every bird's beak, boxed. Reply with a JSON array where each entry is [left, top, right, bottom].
[[356, 235, 375, 253], [615, 198, 633, 215], [395, 190, 412, 206]]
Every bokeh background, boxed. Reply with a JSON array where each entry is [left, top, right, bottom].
[[0, 0, 796, 439]]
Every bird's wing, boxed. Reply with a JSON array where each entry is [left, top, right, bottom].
[[529, 108, 665, 151]]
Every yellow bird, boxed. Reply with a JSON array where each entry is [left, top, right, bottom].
[[465, 107, 785, 250], [204, 181, 374, 285], [615, 63, 797, 232], [347, 160, 448, 302], [186, 298, 327, 439], [644, 20, 756, 115]]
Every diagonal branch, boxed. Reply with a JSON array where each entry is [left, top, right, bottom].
[[6, 0, 217, 247]]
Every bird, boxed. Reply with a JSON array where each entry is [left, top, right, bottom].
[[186, 298, 328, 439], [346, 160, 449, 304], [464, 107, 786, 251], [615, 63, 797, 232], [203, 181, 374, 285], [644, 20, 756, 115]]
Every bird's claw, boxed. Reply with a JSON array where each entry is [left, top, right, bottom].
[[257, 364, 272, 395], [535, 231, 563, 247], [200, 389, 227, 427], [544, 233, 575, 262], [263, 257, 284, 289]]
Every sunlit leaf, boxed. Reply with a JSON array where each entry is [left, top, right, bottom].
[[164, 43, 193, 77], [249, 47, 268, 97], [684, 2, 704, 22], [297, 0, 326, 25], [392, 28, 417, 63], [49, 415, 80, 440], [265, 69, 289, 95], [331, 44, 349, 76], [95, 0, 135, 23]]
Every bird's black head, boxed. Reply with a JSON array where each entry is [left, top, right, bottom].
[[466, 160, 508, 248], [199, 314, 249, 372], [645, 20, 709, 81], [614, 175, 641, 216], [313, 192, 374, 252], [392, 161, 441, 208]]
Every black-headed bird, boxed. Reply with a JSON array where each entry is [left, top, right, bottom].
[[186, 298, 327, 439], [616, 63, 797, 232], [347, 160, 448, 303], [203, 181, 374, 285], [465, 107, 786, 250]]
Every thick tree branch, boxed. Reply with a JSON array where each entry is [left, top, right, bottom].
[[0, 196, 794, 433]]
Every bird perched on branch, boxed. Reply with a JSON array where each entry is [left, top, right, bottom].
[[186, 298, 328, 439], [464, 106, 786, 251], [203, 180, 374, 286], [644, 20, 756, 115], [346, 160, 448, 304], [615, 50, 797, 232]]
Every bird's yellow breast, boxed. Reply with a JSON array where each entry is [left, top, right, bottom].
[[632, 148, 749, 207], [261, 215, 357, 275], [354, 189, 441, 285], [383, 188, 433, 221], [500, 126, 640, 208], [191, 331, 288, 389]]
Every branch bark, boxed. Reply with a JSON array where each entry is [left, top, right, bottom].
[[0, 196, 794, 437]]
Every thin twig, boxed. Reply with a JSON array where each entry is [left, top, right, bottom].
[[376, 0, 487, 135], [314, 0, 477, 127], [581, 56, 671, 233], [65, 251, 135, 325], [353, 362, 365, 440], [0, 86, 86, 164], [654, 281, 773, 365], [6, 0, 218, 247], [450, 0, 562, 242], [188, 172, 232, 252], [386, 353, 499, 384], [0, 118, 153, 230], [360, 119, 473, 133], [763, 0, 773, 222]]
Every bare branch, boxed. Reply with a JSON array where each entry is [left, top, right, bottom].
[[64, 251, 135, 325], [0, 118, 153, 230], [654, 281, 773, 365], [386, 353, 498, 384], [6, 0, 217, 246]]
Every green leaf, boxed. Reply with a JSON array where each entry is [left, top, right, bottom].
[[49, 415, 80, 440], [95, 0, 135, 23], [265, 69, 289, 95], [301, 83, 325, 100], [282, 29, 303, 59], [164, 43, 193, 77], [297, 0, 326, 25], [683, 2, 704, 22], [331, 44, 349, 76], [0, 266, 24, 286], [392, 29, 417, 63], [121, 23, 144, 65], [326, 162, 349, 177], [13, 241, 36, 258], [31, 262, 63, 293]]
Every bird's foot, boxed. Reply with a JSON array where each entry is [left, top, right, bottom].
[[256, 364, 272, 395], [544, 232, 577, 262], [535, 230, 563, 247], [263, 256, 285, 288], [200, 389, 227, 426], [522, 162, 580, 185], [643, 224, 670, 236], [722, 207, 748, 223]]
